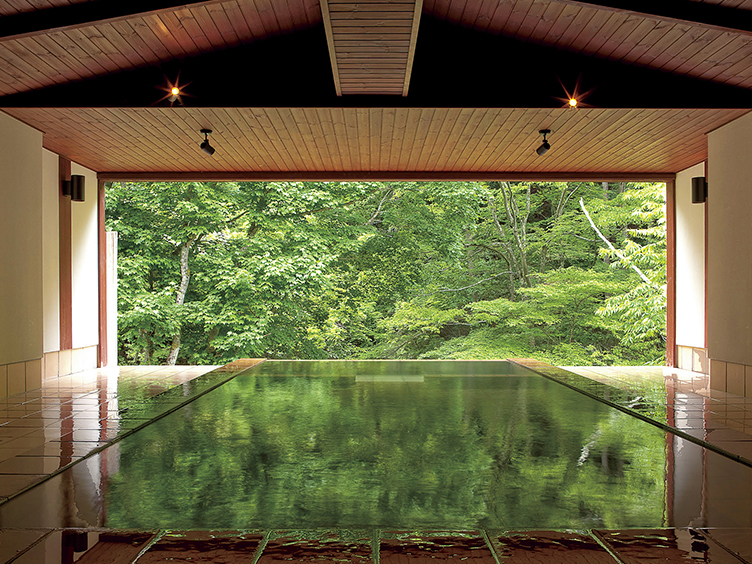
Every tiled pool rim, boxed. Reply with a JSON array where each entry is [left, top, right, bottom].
[[0, 359, 265, 505], [509, 359, 752, 468]]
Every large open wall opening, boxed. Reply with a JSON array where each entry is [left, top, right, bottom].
[[106, 179, 668, 368]]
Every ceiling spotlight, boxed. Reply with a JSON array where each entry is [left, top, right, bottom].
[[568, 98, 578, 108], [200, 129, 215, 156], [536, 129, 551, 156], [168, 87, 180, 103]]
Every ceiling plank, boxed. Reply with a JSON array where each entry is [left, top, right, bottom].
[[552, 0, 752, 37], [0, 0, 232, 42]]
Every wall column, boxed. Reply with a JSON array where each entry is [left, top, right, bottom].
[[59, 156, 72, 350], [707, 111, 752, 397]]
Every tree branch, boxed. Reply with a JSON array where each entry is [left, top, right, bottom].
[[366, 188, 394, 225], [579, 198, 654, 286], [226, 209, 249, 225], [432, 272, 512, 293]]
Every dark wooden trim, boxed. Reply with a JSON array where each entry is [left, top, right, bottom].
[[666, 177, 677, 368], [0, 0, 228, 42], [557, 0, 752, 38], [97, 178, 107, 368], [704, 158, 709, 349], [98, 171, 679, 182], [59, 156, 72, 351]]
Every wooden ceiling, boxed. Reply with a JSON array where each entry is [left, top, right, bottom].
[[0, 0, 751, 177], [0, 0, 322, 96], [4, 107, 745, 178], [423, 0, 752, 89]]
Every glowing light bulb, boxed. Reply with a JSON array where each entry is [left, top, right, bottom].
[[568, 98, 578, 108], [171, 87, 180, 96], [168, 86, 180, 102]]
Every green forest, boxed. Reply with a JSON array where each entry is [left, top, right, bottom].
[[105, 180, 666, 366]]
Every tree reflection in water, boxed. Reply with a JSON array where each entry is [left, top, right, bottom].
[[105, 361, 667, 530]]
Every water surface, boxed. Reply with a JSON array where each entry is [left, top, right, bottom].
[[0, 361, 699, 529]]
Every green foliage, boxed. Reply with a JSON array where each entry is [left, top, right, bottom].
[[587, 183, 667, 359], [108, 180, 667, 365]]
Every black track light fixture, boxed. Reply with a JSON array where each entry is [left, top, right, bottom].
[[536, 129, 551, 156], [200, 129, 215, 156]]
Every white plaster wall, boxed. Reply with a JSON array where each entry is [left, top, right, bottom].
[[707, 111, 752, 365], [0, 112, 43, 364], [675, 162, 705, 348], [70, 162, 99, 349], [42, 149, 60, 353]]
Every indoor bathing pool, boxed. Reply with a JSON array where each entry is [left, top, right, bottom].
[[2, 360, 752, 532]]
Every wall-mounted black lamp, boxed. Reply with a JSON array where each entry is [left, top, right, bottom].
[[71, 174, 85, 202], [536, 129, 551, 156], [691, 177, 707, 203], [62, 174, 85, 201]]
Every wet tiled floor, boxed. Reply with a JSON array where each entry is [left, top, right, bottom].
[[513, 360, 752, 465], [2, 528, 752, 563], [2, 360, 752, 562], [0, 362, 275, 502]]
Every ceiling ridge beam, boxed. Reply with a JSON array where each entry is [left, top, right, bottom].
[[0, 0, 229, 42], [554, 0, 752, 37]]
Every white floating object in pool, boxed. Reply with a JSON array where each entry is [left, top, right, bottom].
[[355, 375, 424, 382]]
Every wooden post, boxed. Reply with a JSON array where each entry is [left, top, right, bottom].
[[97, 178, 108, 367], [666, 177, 677, 367]]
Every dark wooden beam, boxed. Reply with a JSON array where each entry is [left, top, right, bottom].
[[558, 0, 752, 37], [98, 171, 678, 182], [0, 0, 228, 42]]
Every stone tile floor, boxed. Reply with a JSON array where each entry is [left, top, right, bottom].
[[0, 362, 276, 503], [2, 527, 751, 563]]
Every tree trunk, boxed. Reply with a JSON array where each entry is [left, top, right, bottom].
[[539, 183, 581, 273], [166, 236, 196, 365], [498, 182, 531, 287]]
